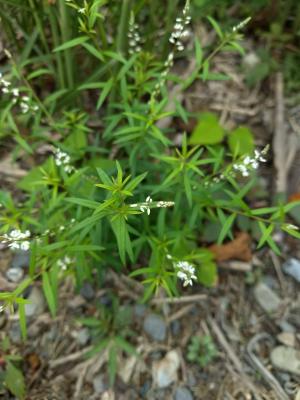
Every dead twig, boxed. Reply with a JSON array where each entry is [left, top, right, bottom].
[[167, 304, 194, 324], [207, 316, 265, 400], [73, 357, 95, 400], [151, 293, 207, 305], [49, 346, 92, 368], [246, 333, 289, 400]]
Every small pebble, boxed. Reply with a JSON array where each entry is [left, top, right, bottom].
[[11, 251, 30, 269], [277, 332, 296, 347], [134, 304, 147, 318], [271, 346, 300, 375], [282, 258, 300, 283], [25, 287, 46, 317], [80, 282, 95, 301], [171, 320, 181, 336], [92, 374, 107, 394], [9, 322, 22, 344], [143, 314, 166, 342], [174, 387, 194, 400], [254, 282, 281, 314], [152, 350, 180, 388], [6, 267, 24, 283], [76, 328, 90, 346], [140, 380, 151, 397]]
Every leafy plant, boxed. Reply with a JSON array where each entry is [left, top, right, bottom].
[[79, 296, 136, 386], [187, 335, 218, 367], [0, 337, 26, 399], [0, 0, 299, 380]]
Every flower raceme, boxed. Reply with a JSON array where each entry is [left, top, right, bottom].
[[175, 261, 197, 287], [232, 147, 268, 177], [1, 229, 31, 251], [129, 197, 175, 215]]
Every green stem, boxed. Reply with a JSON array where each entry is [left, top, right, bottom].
[[48, 6, 66, 90], [28, 0, 50, 54], [58, 0, 74, 89]]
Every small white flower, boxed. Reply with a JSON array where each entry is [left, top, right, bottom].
[[175, 260, 197, 287], [78, 7, 85, 14]]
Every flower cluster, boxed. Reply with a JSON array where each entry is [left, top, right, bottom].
[[57, 256, 73, 271], [233, 148, 267, 177], [0, 73, 38, 114], [1, 229, 31, 251], [128, 14, 142, 55], [150, 1, 191, 103], [130, 197, 175, 215], [54, 148, 74, 174], [169, 1, 191, 51], [174, 260, 197, 287]]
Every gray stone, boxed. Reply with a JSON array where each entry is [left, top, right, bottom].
[[11, 251, 30, 269], [92, 374, 107, 394], [80, 282, 95, 300], [254, 282, 281, 314], [271, 346, 300, 375], [76, 328, 90, 346], [9, 322, 21, 344], [152, 350, 180, 388], [283, 258, 300, 283], [134, 304, 147, 318], [140, 380, 151, 397], [171, 320, 181, 336], [25, 287, 46, 317], [143, 314, 166, 342], [6, 267, 24, 283], [174, 387, 194, 400]]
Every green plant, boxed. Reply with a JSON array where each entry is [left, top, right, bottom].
[[0, 1, 300, 387], [0, 337, 26, 399], [187, 335, 217, 367], [79, 295, 136, 385]]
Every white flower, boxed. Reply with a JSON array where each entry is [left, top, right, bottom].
[[2, 229, 31, 251], [54, 148, 74, 174], [78, 7, 85, 14], [174, 260, 197, 287]]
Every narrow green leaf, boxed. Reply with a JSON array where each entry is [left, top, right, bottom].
[[53, 36, 89, 52], [217, 213, 236, 244], [207, 16, 224, 39], [81, 42, 104, 61], [96, 77, 114, 109], [42, 271, 56, 317]]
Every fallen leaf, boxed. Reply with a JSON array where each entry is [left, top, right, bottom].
[[288, 193, 300, 202], [209, 232, 252, 262], [26, 353, 41, 372]]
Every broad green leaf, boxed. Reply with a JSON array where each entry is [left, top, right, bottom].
[[189, 113, 224, 145], [228, 126, 254, 156], [5, 361, 26, 399], [197, 261, 217, 287]]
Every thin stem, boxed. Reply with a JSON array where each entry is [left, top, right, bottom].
[[58, 0, 74, 89]]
